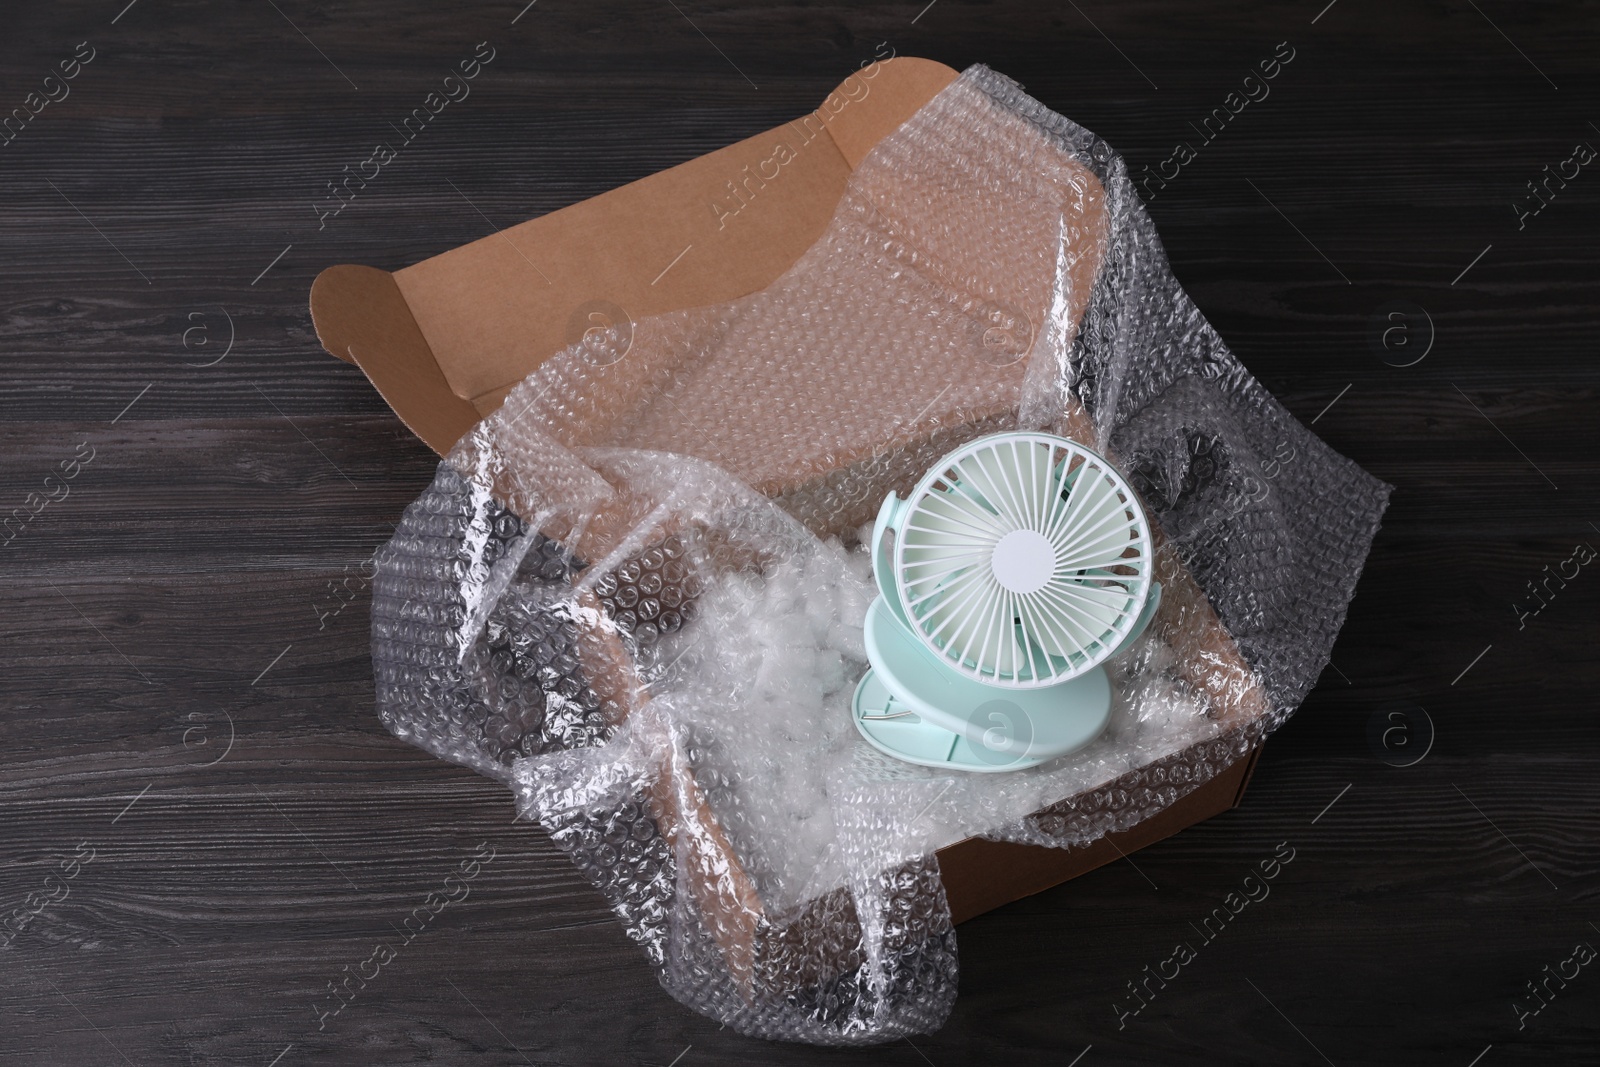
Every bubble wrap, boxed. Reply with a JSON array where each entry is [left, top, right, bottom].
[[368, 65, 1390, 1044]]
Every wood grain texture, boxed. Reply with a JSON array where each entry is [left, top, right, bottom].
[[2, 1, 1597, 1064]]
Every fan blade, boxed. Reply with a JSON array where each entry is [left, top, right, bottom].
[[951, 450, 1021, 527], [1018, 441, 1057, 532], [904, 503, 982, 547], [1026, 582, 1121, 660], [917, 486, 1004, 541], [1038, 576, 1131, 645], [921, 582, 989, 663], [1051, 472, 1132, 563]]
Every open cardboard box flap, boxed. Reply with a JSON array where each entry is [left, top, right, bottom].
[[309, 56, 1261, 925], [311, 56, 962, 454]]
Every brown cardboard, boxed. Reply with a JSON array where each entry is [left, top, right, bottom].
[[312, 265, 482, 451], [311, 57, 961, 448], [309, 57, 1264, 937], [938, 736, 1261, 924]]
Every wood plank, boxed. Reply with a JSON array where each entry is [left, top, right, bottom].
[[3, 0, 1597, 1062]]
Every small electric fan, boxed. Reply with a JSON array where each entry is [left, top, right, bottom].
[[851, 431, 1162, 771]]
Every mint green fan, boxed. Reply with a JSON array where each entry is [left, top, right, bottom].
[[851, 431, 1162, 771]]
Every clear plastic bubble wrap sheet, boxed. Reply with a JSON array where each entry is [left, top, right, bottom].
[[369, 65, 1390, 1044]]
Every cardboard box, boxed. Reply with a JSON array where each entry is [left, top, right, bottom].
[[309, 57, 1264, 930]]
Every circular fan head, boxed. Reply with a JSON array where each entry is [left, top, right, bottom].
[[893, 432, 1154, 688]]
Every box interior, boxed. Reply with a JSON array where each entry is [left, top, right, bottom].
[[308, 57, 1263, 929]]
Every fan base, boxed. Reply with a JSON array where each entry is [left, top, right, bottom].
[[852, 597, 1114, 772]]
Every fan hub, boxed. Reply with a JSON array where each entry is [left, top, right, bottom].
[[990, 529, 1056, 595]]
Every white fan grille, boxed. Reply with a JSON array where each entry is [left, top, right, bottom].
[[893, 432, 1153, 688]]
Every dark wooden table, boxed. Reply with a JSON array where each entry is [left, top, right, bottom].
[[4, 2, 1596, 1064]]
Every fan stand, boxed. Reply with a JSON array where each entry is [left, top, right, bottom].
[[851, 597, 1113, 772]]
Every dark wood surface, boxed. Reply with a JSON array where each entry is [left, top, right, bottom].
[[3, 2, 1597, 1064]]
